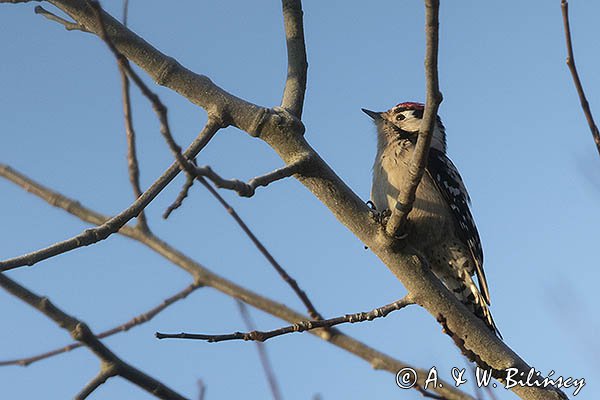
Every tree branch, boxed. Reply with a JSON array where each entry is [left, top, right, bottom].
[[280, 0, 308, 118], [117, 0, 150, 233], [75, 364, 116, 400], [193, 161, 305, 198], [34, 5, 88, 31], [197, 177, 324, 321], [385, 0, 443, 238], [237, 301, 283, 400], [163, 173, 195, 219], [0, 281, 201, 367], [156, 296, 414, 343], [89, 2, 322, 322], [0, 1, 569, 398], [0, 273, 188, 400], [0, 120, 220, 272], [0, 165, 472, 400], [560, 0, 600, 156]]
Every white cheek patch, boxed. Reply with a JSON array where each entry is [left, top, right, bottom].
[[402, 117, 422, 132]]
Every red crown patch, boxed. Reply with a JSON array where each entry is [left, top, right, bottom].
[[394, 102, 425, 110]]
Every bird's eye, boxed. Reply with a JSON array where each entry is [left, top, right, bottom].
[[395, 114, 406, 121]]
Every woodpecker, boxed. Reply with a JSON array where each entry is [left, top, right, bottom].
[[363, 102, 499, 336]]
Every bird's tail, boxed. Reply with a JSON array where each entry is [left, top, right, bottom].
[[439, 264, 502, 338]]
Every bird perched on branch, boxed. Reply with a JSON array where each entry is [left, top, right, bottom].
[[363, 102, 499, 336]]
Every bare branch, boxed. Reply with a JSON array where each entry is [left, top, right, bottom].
[[163, 173, 195, 219], [122, 0, 129, 26], [198, 177, 324, 321], [116, 0, 149, 232], [194, 160, 304, 198], [197, 380, 206, 400], [34, 5, 88, 32], [0, 166, 472, 400], [0, 281, 201, 367], [90, 2, 320, 322], [0, 120, 219, 273], [280, 0, 308, 117], [0, 273, 188, 400], [156, 297, 414, 343], [89, 0, 199, 184], [120, 65, 150, 232], [561, 0, 600, 156], [386, 0, 443, 238], [75, 364, 116, 400], [237, 301, 283, 400], [0, 2, 568, 397]]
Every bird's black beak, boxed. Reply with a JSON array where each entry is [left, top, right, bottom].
[[361, 108, 382, 120]]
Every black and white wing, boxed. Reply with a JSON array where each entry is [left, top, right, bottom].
[[426, 148, 491, 305]]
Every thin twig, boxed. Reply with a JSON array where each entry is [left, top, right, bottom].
[[194, 161, 304, 198], [120, 63, 150, 232], [0, 281, 201, 367], [561, 0, 600, 156], [163, 173, 195, 219], [122, 0, 129, 26], [75, 365, 116, 400], [0, 122, 219, 273], [237, 301, 283, 400], [0, 165, 473, 400], [198, 177, 324, 321], [386, 0, 443, 238], [156, 297, 414, 343], [0, 273, 188, 400], [280, 0, 308, 118], [89, 1, 320, 323], [34, 6, 88, 32], [2, 1, 571, 398], [197, 379, 206, 400], [89, 0, 194, 179], [118, 0, 150, 232]]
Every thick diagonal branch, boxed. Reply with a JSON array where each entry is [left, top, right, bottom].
[[0, 165, 472, 400], [386, 0, 443, 237], [0, 281, 201, 367], [0, 121, 219, 272], [1, 2, 568, 399], [0, 273, 188, 400]]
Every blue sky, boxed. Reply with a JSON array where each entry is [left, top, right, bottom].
[[1, 1, 598, 399]]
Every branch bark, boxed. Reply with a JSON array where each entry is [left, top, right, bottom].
[[237, 301, 283, 400], [280, 0, 308, 118], [194, 161, 304, 198], [0, 164, 472, 400], [0, 281, 201, 367], [560, 0, 600, 156], [386, 0, 443, 237], [0, 1, 570, 399], [0, 273, 188, 400], [0, 121, 220, 272], [156, 296, 414, 343]]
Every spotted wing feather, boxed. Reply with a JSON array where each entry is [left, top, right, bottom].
[[426, 148, 491, 305]]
